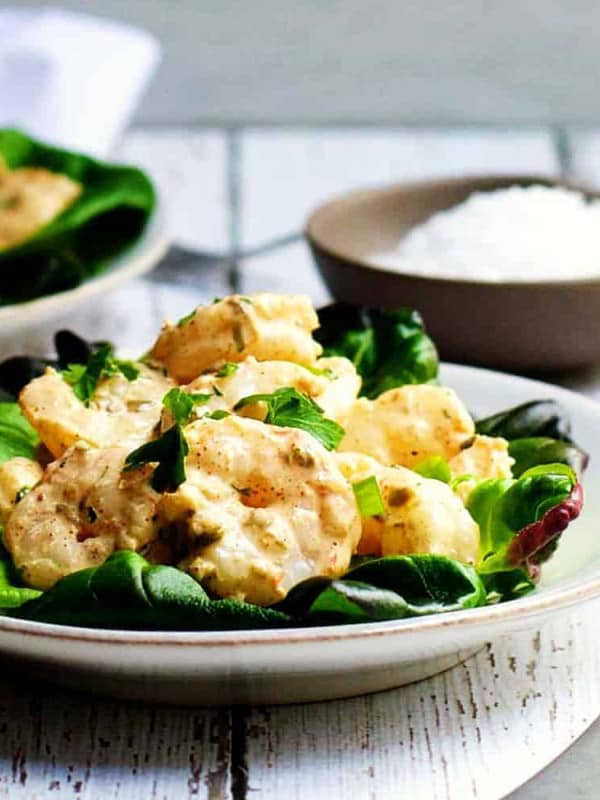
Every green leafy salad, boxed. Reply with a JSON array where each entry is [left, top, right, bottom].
[[0, 129, 155, 304], [0, 294, 586, 631]]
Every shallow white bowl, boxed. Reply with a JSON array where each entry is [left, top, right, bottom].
[[0, 364, 597, 706], [0, 201, 169, 337]]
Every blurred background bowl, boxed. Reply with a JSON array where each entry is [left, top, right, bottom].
[[306, 174, 600, 373]]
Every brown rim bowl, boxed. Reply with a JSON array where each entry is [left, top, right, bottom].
[[306, 174, 600, 372]]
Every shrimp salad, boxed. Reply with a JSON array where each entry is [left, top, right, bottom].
[[0, 294, 586, 630]]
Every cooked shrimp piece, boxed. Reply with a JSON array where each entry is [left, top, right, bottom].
[[339, 384, 475, 468], [161, 355, 360, 430], [0, 457, 43, 525], [20, 365, 172, 458], [337, 452, 480, 564], [0, 163, 81, 251], [149, 293, 322, 383], [4, 446, 161, 590], [449, 434, 513, 501], [158, 415, 361, 606]]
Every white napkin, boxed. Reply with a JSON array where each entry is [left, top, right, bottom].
[[0, 7, 160, 157]]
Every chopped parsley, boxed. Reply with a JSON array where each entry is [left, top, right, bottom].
[[216, 362, 239, 378], [62, 343, 139, 406], [233, 387, 344, 450], [352, 476, 385, 518], [176, 308, 197, 327], [124, 424, 189, 493], [206, 410, 230, 420], [162, 388, 212, 426]]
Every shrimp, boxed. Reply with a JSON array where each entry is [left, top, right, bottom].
[[339, 384, 475, 468], [0, 457, 43, 525], [0, 163, 81, 251], [161, 355, 360, 430], [149, 293, 322, 383], [158, 415, 361, 606], [337, 452, 480, 564], [19, 365, 173, 458], [449, 434, 513, 501], [4, 446, 161, 590]]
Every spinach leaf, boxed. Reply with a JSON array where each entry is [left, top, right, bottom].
[[0, 402, 40, 463], [316, 303, 438, 398], [0, 330, 106, 398], [124, 425, 189, 493], [0, 129, 155, 304], [234, 387, 344, 450], [62, 343, 139, 406], [19, 551, 290, 630], [279, 555, 486, 624], [475, 400, 573, 443], [468, 463, 582, 595], [508, 437, 588, 478]]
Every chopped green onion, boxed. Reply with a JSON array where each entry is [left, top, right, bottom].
[[352, 476, 385, 518]]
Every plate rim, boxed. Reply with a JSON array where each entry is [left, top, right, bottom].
[[1, 362, 597, 647], [0, 198, 169, 329]]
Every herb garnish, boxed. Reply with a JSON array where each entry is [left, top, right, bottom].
[[216, 362, 239, 378], [162, 388, 212, 426], [62, 343, 139, 406], [352, 476, 385, 517], [234, 387, 344, 450], [124, 425, 189, 493], [176, 308, 196, 327]]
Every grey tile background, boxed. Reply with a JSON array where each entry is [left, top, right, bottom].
[[11, 0, 600, 126]]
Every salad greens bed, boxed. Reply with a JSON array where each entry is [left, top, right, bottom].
[[0, 129, 155, 304], [0, 304, 586, 631]]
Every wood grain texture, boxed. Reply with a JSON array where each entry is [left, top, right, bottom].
[[0, 677, 232, 799], [243, 603, 600, 800]]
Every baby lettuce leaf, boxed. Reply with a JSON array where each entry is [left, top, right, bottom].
[[19, 551, 290, 630], [316, 303, 439, 398], [475, 400, 574, 443], [0, 128, 155, 304], [508, 437, 588, 478], [279, 555, 486, 624], [468, 463, 582, 597], [0, 401, 40, 463], [0, 544, 41, 609]]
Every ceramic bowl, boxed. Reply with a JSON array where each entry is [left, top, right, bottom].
[[306, 175, 600, 372], [0, 364, 596, 706]]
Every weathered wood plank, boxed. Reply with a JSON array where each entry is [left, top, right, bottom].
[[244, 603, 600, 800], [0, 676, 232, 800], [238, 127, 558, 299]]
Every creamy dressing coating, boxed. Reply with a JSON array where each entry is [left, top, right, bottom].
[[337, 452, 480, 564], [161, 355, 361, 430], [150, 293, 322, 383], [339, 384, 475, 467], [4, 446, 161, 590], [159, 415, 361, 606], [20, 365, 173, 458], [449, 434, 514, 502]]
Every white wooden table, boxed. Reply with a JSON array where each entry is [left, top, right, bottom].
[[2, 126, 600, 800]]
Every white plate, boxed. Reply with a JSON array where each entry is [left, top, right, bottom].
[[0, 201, 169, 337], [0, 364, 597, 706]]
